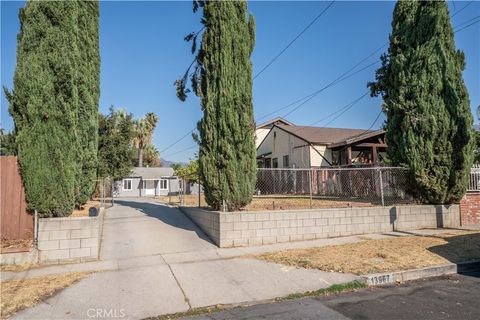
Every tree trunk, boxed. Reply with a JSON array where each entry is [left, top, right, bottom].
[[138, 148, 144, 167]]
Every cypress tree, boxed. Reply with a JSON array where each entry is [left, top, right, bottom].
[[5, 1, 81, 216], [75, 1, 100, 206], [176, 0, 256, 211], [368, 0, 474, 204]]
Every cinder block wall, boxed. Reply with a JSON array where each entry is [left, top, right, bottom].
[[37, 208, 104, 264], [460, 192, 480, 225], [181, 205, 460, 248]]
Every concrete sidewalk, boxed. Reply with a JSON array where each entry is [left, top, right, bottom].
[[7, 199, 475, 320], [12, 257, 359, 319], [8, 199, 361, 319]]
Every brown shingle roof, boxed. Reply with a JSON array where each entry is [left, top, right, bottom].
[[276, 124, 380, 145]]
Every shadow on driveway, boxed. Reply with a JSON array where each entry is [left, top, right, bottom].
[[113, 199, 214, 245]]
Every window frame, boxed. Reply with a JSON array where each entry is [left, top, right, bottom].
[[159, 179, 168, 190], [123, 179, 133, 191], [283, 155, 289, 168], [272, 158, 278, 168]]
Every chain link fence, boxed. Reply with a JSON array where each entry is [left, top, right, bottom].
[[92, 177, 114, 208], [254, 167, 413, 210], [158, 167, 414, 210], [157, 174, 208, 207]]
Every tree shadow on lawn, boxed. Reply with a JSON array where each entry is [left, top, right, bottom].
[[113, 199, 215, 245], [428, 232, 480, 277]]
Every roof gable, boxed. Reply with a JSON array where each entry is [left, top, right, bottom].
[[256, 117, 294, 129], [276, 124, 379, 145]]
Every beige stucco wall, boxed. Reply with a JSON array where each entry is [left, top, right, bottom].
[[257, 126, 332, 168], [255, 128, 270, 148], [310, 145, 332, 167]]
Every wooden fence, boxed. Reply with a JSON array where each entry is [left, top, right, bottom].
[[1, 156, 33, 241]]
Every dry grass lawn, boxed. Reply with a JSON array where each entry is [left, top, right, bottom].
[[0, 263, 38, 273], [157, 195, 372, 211], [70, 200, 101, 217], [255, 231, 480, 275], [1, 272, 90, 318], [0, 239, 32, 253]]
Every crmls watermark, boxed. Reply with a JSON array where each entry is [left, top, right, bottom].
[[87, 308, 126, 318]]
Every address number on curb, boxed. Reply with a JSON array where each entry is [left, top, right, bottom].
[[365, 274, 394, 286]]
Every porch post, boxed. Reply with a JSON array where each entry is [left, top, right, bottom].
[[372, 146, 378, 165], [346, 146, 352, 165]]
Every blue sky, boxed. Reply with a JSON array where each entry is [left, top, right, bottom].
[[1, 1, 479, 163]]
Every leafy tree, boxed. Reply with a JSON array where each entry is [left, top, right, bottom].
[[0, 129, 17, 156], [176, 0, 256, 211], [75, 1, 100, 206], [98, 107, 136, 180], [174, 159, 199, 182], [368, 0, 474, 204], [5, 1, 82, 217], [133, 112, 159, 167]]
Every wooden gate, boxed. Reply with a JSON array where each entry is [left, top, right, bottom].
[[0, 156, 33, 240]]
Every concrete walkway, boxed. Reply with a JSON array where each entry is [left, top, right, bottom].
[[8, 199, 384, 319]]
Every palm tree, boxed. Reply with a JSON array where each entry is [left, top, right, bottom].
[[133, 112, 159, 167], [144, 143, 161, 167]]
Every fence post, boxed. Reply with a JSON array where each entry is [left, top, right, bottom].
[[379, 168, 385, 206], [309, 169, 313, 209], [111, 178, 114, 206], [33, 210, 38, 248], [198, 178, 201, 208]]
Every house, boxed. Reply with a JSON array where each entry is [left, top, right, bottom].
[[256, 122, 387, 168], [115, 167, 179, 197], [255, 117, 294, 148]]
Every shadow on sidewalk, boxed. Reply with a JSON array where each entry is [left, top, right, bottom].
[[428, 232, 480, 277], [113, 199, 214, 245]]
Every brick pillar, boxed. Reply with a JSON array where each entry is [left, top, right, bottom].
[[460, 192, 480, 226]]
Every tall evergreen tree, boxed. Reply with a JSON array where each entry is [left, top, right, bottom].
[[75, 1, 100, 206], [5, 1, 80, 216], [368, 0, 474, 204], [176, 0, 256, 211]]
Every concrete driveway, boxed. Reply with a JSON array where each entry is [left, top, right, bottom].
[[13, 198, 359, 320], [100, 198, 216, 260]]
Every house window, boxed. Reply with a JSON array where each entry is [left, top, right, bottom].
[[159, 179, 168, 190], [264, 158, 271, 168], [272, 158, 278, 168], [123, 179, 132, 191], [283, 155, 289, 168]]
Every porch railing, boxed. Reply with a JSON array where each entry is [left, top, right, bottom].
[[468, 166, 480, 192]]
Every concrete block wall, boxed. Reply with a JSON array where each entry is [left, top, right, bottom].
[[37, 208, 104, 264], [181, 205, 460, 248], [460, 192, 480, 225]]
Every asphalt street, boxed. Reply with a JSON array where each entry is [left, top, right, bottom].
[[185, 272, 480, 320]]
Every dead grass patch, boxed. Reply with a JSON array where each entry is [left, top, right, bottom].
[[255, 231, 480, 275], [71, 200, 101, 217], [158, 195, 372, 211], [0, 272, 90, 318], [0, 239, 32, 252], [0, 263, 38, 273]]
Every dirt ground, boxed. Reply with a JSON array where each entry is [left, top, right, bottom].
[[70, 200, 101, 217], [0, 239, 32, 253], [255, 231, 480, 275], [0, 272, 91, 318], [157, 195, 372, 211]]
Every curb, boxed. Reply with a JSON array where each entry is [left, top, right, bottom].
[[362, 263, 458, 286]]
